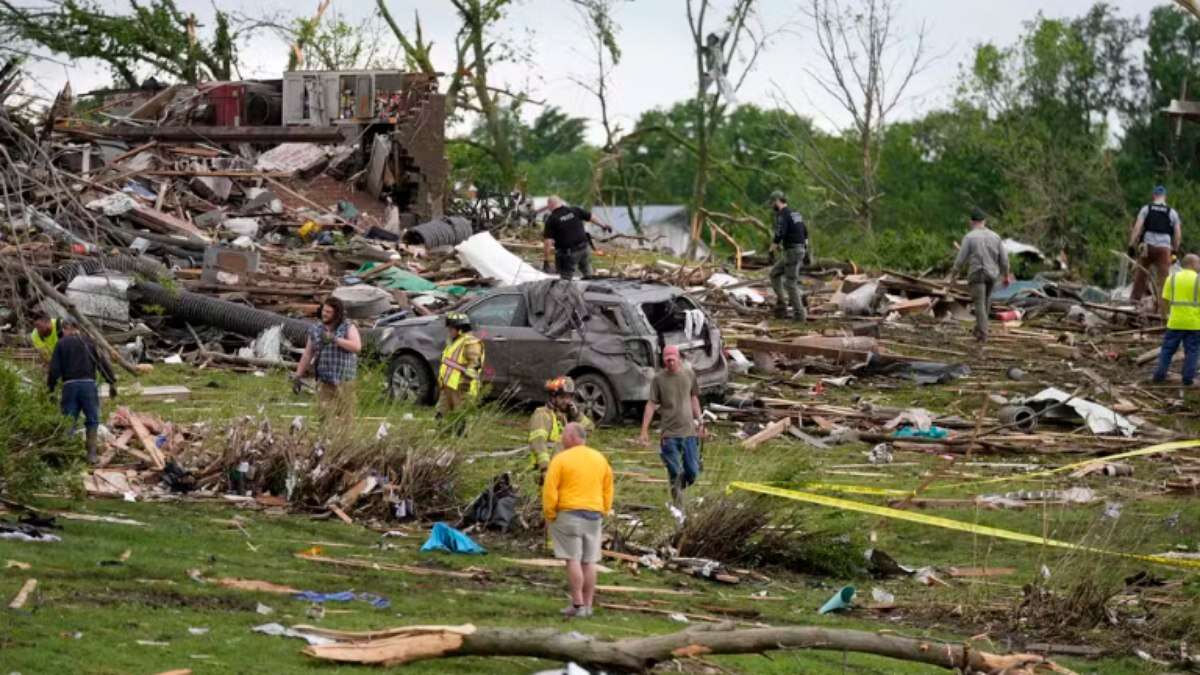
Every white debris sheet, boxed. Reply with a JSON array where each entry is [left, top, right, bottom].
[[706, 272, 765, 305], [1027, 387, 1137, 437], [455, 232, 553, 286]]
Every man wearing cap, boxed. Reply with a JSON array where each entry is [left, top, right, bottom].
[[1153, 253, 1200, 386], [541, 195, 613, 280], [47, 319, 117, 464], [1130, 185, 1182, 312], [437, 312, 485, 433], [638, 345, 704, 505], [768, 191, 809, 321], [947, 208, 1012, 343]]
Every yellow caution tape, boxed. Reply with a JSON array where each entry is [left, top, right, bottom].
[[729, 481, 1200, 571]]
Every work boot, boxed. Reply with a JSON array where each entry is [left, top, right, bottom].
[[772, 303, 788, 319], [669, 482, 683, 508], [85, 428, 99, 464]]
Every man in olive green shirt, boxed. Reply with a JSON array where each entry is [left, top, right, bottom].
[[639, 345, 704, 504]]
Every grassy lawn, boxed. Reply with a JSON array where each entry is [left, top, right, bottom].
[[3, 328, 1198, 673]]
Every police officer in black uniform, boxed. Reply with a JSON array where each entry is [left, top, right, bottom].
[[768, 190, 809, 321], [1129, 184, 1183, 309], [541, 195, 612, 280]]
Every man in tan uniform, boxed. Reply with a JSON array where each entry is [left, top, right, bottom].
[[947, 208, 1012, 343]]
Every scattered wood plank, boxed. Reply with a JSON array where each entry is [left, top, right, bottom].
[[329, 505, 353, 525], [125, 410, 166, 470], [213, 577, 301, 594], [948, 567, 1017, 578], [8, 578, 37, 609], [742, 417, 792, 450], [502, 558, 613, 574]]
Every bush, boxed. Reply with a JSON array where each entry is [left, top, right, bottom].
[[0, 362, 78, 498]]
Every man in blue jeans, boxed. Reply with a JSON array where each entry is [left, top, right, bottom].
[[1154, 254, 1200, 386], [47, 319, 117, 463], [639, 345, 704, 505]]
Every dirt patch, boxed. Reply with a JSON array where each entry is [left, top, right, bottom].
[[64, 588, 258, 611]]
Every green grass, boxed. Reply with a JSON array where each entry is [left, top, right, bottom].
[[2, 352, 1195, 673]]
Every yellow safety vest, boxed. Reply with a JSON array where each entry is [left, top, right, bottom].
[[29, 319, 59, 360], [1165, 270, 1200, 331], [439, 333, 484, 396]]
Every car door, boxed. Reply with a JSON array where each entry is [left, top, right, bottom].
[[465, 293, 525, 399]]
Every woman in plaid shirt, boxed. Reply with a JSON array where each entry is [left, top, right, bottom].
[[295, 297, 362, 425]]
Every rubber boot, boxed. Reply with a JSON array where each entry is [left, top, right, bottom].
[[772, 303, 788, 319], [793, 306, 808, 322], [85, 428, 99, 464]]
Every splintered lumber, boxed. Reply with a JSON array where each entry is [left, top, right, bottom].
[[742, 418, 792, 450], [66, 123, 345, 143], [124, 409, 166, 470], [301, 622, 1076, 674], [502, 558, 613, 574], [595, 585, 697, 597], [948, 567, 1016, 578], [737, 336, 879, 365], [128, 205, 210, 242], [8, 578, 37, 609]]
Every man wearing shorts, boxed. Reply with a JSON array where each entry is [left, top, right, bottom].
[[542, 422, 613, 619]]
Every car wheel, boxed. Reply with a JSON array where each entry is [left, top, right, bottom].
[[574, 373, 618, 425], [388, 353, 435, 405]]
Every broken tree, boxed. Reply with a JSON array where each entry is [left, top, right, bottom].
[[302, 621, 1074, 673]]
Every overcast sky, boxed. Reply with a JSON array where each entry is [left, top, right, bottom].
[[19, 0, 1156, 140]]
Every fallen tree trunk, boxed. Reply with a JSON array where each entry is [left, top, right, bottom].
[[302, 622, 1074, 674]]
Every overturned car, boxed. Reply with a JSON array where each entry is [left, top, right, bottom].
[[376, 279, 728, 423]]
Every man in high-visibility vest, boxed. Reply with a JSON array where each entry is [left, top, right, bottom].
[[29, 312, 62, 367], [1153, 253, 1200, 387], [437, 312, 485, 433], [529, 376, 594, 477]]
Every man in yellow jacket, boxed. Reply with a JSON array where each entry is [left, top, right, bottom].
[[543, 422, 613, 619], [1153, 253, 1200, 386], [437, 312, 485, 433], [29, 312, 62, 367], [529, 376, 594, 475]]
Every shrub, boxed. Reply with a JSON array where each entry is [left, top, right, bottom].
[[0, 362, 78, 497]]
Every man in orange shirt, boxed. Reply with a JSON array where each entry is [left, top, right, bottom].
[[542, 422, 613, 619]]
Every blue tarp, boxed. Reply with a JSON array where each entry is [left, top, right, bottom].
[[893, 426, 950, 440], [420, 522, 486, 554], [293, 591, 391, 609]]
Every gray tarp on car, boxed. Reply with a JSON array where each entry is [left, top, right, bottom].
[[521, 279, 591, 338]]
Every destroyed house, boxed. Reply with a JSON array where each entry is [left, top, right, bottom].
[[71, 69, 448, 226]]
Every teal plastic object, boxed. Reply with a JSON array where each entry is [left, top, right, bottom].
[[818, 585, 856, 614]]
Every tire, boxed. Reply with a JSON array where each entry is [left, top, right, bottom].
[[388, 353, 436, 405], [574, 372, 619, 425]]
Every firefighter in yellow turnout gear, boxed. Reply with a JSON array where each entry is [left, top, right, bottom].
[[529, 377, 594, 478], [437, 312, 485, 434]]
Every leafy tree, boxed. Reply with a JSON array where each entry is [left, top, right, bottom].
[[516, 107, 587, 165], [0, 0, 237, 87]]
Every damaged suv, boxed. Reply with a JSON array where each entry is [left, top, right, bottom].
[[377, 279, 727, 423]]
